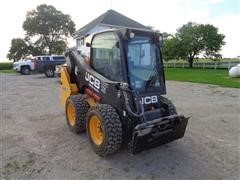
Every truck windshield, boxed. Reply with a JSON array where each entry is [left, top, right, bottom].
[[127, 36, 161, 92]]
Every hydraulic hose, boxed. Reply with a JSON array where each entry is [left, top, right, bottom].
[[122, 90, 145, 117]]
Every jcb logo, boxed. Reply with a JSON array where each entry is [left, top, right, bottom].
[[141, 96, 158, 104], [85, 72, 100, 90]]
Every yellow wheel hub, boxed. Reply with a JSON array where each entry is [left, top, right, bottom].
[[89, 115, 104, 145], [67, 102, 76, 126]]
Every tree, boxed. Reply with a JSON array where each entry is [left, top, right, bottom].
[[163, 37, 182, 61], [22, 4, 75, 54], [50, 40, 67, 54], [23, 36, 44, 56], [7, 38, 28, 61], [163, 22, 225, 68], [7, 37, 44, 61]]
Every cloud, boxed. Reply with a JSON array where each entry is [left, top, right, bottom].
[[211, 14, 240, 58], [177, 0, 240, 57]]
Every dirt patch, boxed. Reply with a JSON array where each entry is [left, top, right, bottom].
[[1, 74, 240, 179]]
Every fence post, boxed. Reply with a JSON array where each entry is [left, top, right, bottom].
[[182, 62, 184, 68], [214, 62, 217, 70], [228, 61, 231, 69], [203, 62, 205, 69], [174, 62, 176, 68]]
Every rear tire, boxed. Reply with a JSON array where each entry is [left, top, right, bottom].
[[21, 66, 30, 75], [45, 67, 55, 77], [86, 104, 122, 156], [65, 95, 89, 133], [65, 52, 76, 83]]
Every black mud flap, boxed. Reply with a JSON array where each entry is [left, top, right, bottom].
[[129, 115, 189, 154]]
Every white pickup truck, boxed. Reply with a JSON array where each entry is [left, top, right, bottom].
[[13, 55, 65, 76], [13, 59, 36, 75]]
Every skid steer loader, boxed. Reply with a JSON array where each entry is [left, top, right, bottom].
[[60, 28, 189, 156]]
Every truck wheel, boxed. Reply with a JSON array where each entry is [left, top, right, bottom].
[[21, 67, 30, 75], [65, 95, 89, 133], [160, 96, 177, 115], [86, 104, 122, 156], [45, 67, 55, 77]]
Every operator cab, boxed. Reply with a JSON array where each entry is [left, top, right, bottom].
[[90, 28, 166, 94]]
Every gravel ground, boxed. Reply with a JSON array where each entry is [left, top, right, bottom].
[[1, 73, 240, 179]]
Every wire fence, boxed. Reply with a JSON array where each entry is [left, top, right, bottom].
[[164, 61, 240, 69]]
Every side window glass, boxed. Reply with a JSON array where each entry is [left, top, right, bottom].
[[91, 33, 122, 81], [42, 57, 50, 61], [52, 56, 64, 61]]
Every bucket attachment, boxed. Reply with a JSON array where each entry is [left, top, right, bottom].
[[129, 115, 189, 154]]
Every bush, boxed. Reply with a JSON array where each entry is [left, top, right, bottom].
[[0, 62, 13, 70]]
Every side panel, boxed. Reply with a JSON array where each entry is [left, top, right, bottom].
[[66, 50, 125, 114], [60, 66, 78, 107]]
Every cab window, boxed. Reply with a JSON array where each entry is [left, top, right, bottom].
[[52, 56, 64, 61], [91, 32, 122, 81], [42, 56, 50, 61]]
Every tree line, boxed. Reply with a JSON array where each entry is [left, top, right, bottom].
[[162, 22, 225, 68], [7, 4, 75, 61], [8, 4, 225, 68]]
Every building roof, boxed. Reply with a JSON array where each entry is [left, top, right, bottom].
[[74, 9, 151, 38]]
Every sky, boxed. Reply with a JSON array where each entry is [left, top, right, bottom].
[[0, 0, 239, 61]]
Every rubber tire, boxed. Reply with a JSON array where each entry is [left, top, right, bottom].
[[160, 96, 177, 115], [65, 95, 89, 133], [65, 52, 76, 83], [21, 67, 30, 75], [65, 53, 75, 75], [45, 67, 55, 78], [86, 104, 123, 156]]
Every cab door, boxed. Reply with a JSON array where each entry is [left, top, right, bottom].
[[90, 32, 123, 82]]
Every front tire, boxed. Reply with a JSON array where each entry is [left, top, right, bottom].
[[65, 95, 89, 133], [21, 67, 30, 75], [160, 96, 177, 115], [86, 104, 122, 156], [45, 67, 55, 77]]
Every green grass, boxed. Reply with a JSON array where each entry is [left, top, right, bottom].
[[164, 68, 240, 88], [0, 62, 15, 73], [0, 69, 16, 73], [0, 62, 13, 70]]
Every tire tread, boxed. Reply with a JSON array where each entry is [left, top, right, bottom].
[[66, 94, 89, 133], [87, 104, 122, 156]]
